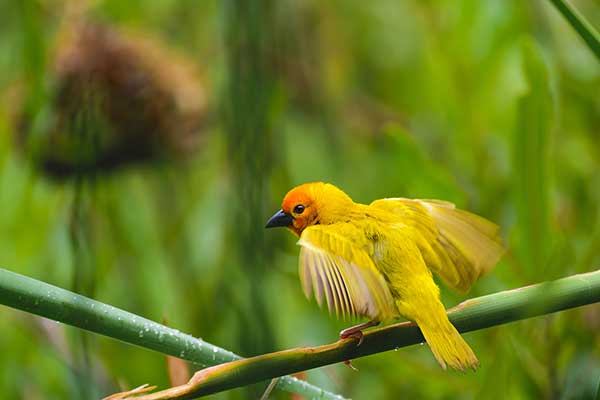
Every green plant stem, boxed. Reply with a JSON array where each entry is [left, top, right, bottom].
[[115, 269, 600, 399], [548, 0, 600, 61], [0, 268, 344, 400]]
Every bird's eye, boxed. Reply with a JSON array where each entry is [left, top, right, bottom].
[[293, 205, 305, 214]]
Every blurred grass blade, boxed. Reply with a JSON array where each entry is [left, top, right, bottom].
[[222, 0, 279, 371], [0, 268, 345, 400], [512, 38, 553, 277], [106, 270, 600, 399], [547, 0, 600, 61], [18, 0, 47, 113]]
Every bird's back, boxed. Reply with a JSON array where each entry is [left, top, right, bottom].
[[366, 198, 504, 293]]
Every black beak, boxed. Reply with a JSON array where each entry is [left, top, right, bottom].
[[265, 209, 293, 228]]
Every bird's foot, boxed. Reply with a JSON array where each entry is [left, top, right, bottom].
[[339, 320, 379, 347], [339, 321, 380, 371], [339, 328, 363, 370], [339, 327, 365, 346]]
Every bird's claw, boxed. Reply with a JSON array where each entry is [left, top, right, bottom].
[[339, 329, 365, 347], [344, 359, 359, 371]]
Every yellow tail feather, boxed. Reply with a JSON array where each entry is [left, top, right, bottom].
[[415, 315, 479, 371]]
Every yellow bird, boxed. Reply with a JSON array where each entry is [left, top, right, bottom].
[[266, 182, 504, 370]]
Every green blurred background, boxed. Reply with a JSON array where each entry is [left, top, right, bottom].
[[1, 0, 599, 398]]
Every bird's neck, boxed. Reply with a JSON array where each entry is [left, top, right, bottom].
[[330, 202, 371, 223]]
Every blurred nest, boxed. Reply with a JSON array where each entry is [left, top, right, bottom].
[[16, 19, 208, 178]]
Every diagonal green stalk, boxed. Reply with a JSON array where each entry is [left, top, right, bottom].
[[0, 268, 345, 400], [547, 0, 600, 61], [110, 270, 600, 399]]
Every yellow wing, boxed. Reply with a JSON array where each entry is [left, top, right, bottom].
[[297, 224, 396, 321], [370, 198, 504, 293]]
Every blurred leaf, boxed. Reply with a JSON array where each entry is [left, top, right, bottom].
[[560, 354, 600, 400], [512, 37, 554, 278], [383, 125, 464, 202]]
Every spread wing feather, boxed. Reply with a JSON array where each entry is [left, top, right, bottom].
[[298, 225, 395, 321], [370, 198, 504, 293]]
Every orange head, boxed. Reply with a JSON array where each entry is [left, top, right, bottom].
[[265, 182, 354, 236]]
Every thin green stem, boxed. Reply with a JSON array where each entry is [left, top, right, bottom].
[[0, 268, 344, 400], [111, 270, 600, 399], [548, 0, 600, 61]]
